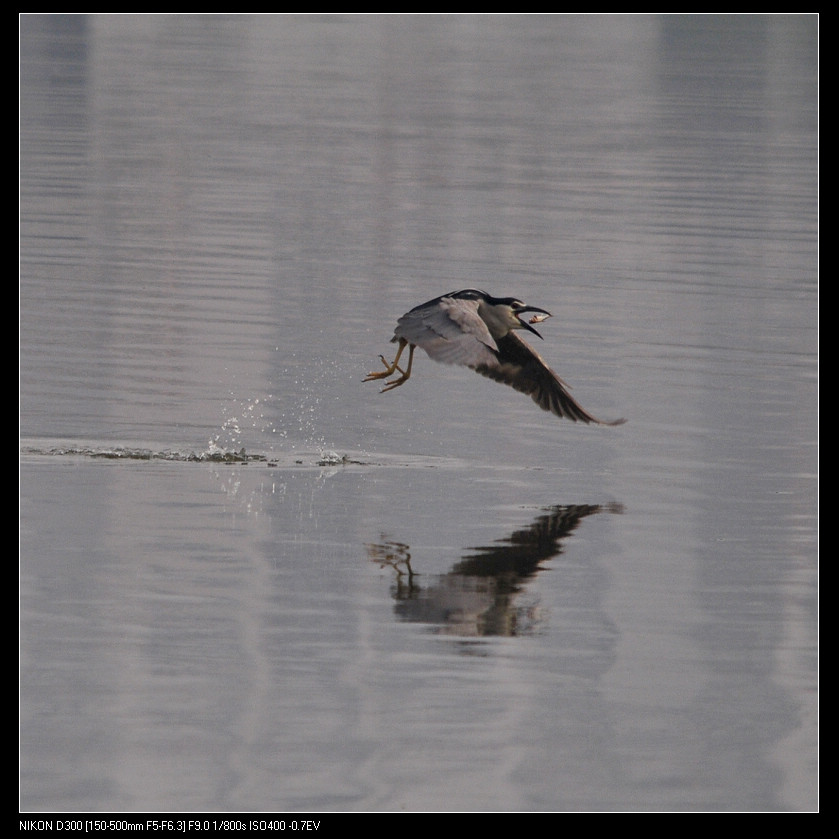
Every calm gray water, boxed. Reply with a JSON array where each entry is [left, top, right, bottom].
[[20, 14, 817, 812]]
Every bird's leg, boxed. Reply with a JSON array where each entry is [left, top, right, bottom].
[[379, 354, 406, 376], [364, 339, 408, 383], [380, 344, 414, 392]]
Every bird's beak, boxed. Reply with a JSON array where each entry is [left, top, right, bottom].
[[515, 306, 552, 339]]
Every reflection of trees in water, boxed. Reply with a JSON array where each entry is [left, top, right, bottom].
[[367, 503, 623, 638]]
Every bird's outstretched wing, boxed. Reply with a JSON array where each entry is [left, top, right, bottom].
[[394, 295, 499, 368], [393, 293, 624, 425], [474, 331, 626, 426]]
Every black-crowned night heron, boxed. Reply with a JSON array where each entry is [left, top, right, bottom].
[[363, 289, 625, 426]]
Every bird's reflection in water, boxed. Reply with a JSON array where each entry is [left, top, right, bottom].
[[367, 503, 623, 638]]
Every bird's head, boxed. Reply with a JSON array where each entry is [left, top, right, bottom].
[[447, 289, 553, 338], [484, 295, 553, 339]]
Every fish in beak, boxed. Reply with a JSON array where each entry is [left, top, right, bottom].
[[515, 305, 552, 338]]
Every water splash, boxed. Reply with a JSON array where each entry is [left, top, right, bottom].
[[211, 394, 276, 454]]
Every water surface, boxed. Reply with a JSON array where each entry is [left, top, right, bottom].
[[20, 14, 817, 811]]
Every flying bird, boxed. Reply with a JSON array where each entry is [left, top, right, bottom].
[[363, 289, 625, 425]]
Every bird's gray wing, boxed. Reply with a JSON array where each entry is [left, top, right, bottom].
[[394, 296, 499, 368], [474, 331, 626, 426]]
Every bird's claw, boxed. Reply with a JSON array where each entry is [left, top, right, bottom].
[[380, 375, 408, 392], [363, 355, 405, 383], [363, 339, 413, 392]]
